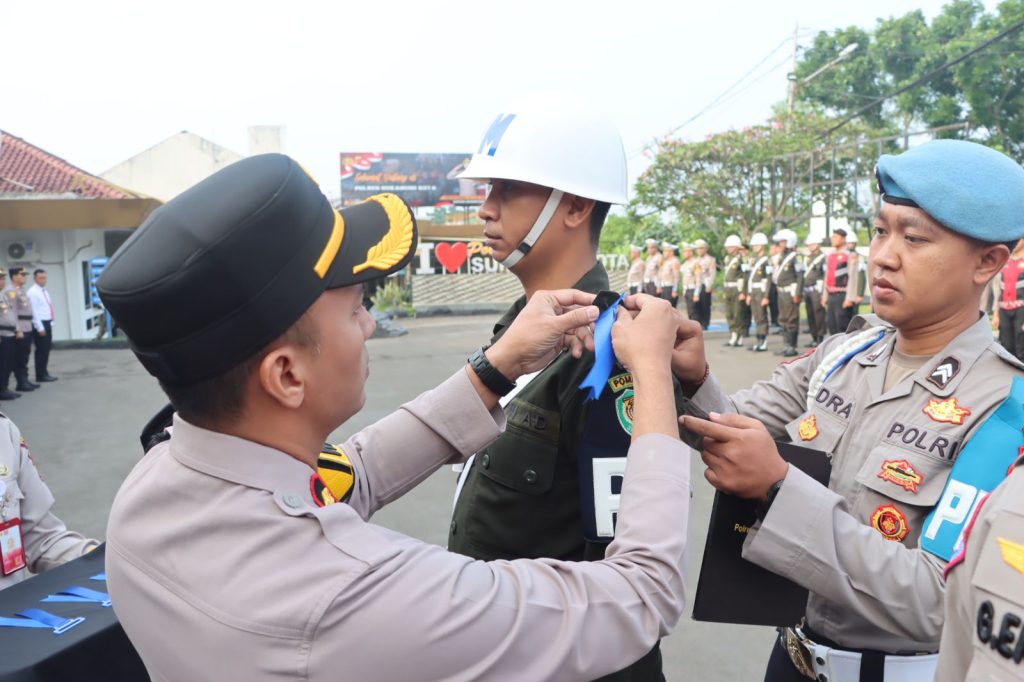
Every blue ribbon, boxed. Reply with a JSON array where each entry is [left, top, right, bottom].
[[0, 609, 84, 634], [578, 293, 625, 401], [90, 572, 107, 582], [43, 585, 112, 607]]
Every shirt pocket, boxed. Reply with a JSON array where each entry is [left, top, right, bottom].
[[853, 444, 951, 545], [785, 409, 845, 457]]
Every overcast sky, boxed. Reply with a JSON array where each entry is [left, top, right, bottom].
[[3, 0, 966, 199]]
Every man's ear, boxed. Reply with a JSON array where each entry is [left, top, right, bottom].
[[976, 243, 1011, 286], [257, 344, 306, 409], [563, 194, 595, 232]]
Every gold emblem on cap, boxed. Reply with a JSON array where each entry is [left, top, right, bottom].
[[352, 193, 414, 274], [314, 210, 347, 279]]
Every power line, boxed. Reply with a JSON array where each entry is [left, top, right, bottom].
[[822, 17, 1024, 137], [629, 34, 796, 160]]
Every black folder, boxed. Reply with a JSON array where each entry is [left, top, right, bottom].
[[691, 440, 832, 627]]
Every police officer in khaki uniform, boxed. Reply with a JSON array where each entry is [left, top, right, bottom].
[[695, 238, 716, 329], [0, 270, 19, 401], [722, 234, 748, 347], [746, 232, 772, 352], [5, 268, 37, 393], [657, 240, 680, 307], [0, 414, 98, 590], [772, 229, 803, 357], [674, 140, 1024, 681], [937, 451, 1024, 680], [681, 243, 700, 323], [627, 244, 645, 295], [98, 153, 693, 681], [803, 234, 828, 347], [643, 238, 662, 295]]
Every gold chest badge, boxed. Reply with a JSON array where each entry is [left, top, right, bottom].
[[923, 397, 971, 425], [798, 415, 819, 441]]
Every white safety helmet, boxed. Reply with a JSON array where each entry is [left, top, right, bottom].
[[459, 93, 628, 268], [846, 231, 859, 245], [750, 232, 769, 247], [724, 234, 742, 248], [805, 233, 823, 246], [693, 238, 708, 248], [772, 229, 797, 249], [661, 240, 676, 251]]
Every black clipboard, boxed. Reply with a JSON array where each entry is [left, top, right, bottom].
[[691, 439, 832, 627]]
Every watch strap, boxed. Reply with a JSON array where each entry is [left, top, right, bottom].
[[468, 346, 516, 397]]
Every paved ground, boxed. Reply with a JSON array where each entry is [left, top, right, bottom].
[[6, 315, 799, 681]]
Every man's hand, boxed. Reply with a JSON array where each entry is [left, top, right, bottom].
[[738, 293, 747, 303], [486, 289, 598, 380], [623, 293, 705, 385], [760, 297, 769, 308], [611, 295, 677, 373], [15, 331, 23, 340], [843, 300, 854, 309], [692, 293, 699, 303], [820, 294, 828, 307], [793, 295, 801, 304], [681, 412, 789, 500], [38, 329, 46, 337]]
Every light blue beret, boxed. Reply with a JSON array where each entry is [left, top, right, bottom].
[[875, 140, 1024, 242]]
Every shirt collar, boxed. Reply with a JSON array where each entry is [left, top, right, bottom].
[[169, 415, 316, 499], [491, 261, 610, 341]]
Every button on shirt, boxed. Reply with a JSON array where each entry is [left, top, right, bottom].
[[106, 370, 691, 681]]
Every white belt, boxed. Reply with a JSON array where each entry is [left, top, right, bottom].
[[724, 281, 740, 289], [809, 644, 937, 682], [787, 628, 938, 682]]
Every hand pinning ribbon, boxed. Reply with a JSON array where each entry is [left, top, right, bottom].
[[579, 291, 626, 401]]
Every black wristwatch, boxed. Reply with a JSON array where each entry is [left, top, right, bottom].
[[755, 479, 786, 521], [468, 346, 516, 397]]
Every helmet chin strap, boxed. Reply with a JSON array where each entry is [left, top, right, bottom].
[[501, 189, 564, 269]]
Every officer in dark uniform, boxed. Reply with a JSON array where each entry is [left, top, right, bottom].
[[450, 95, 684, 680], [771, 230, 803, 357], [746, 233, 771, 352], [721, 234, 747, 347], [802, 234, 827, 346]]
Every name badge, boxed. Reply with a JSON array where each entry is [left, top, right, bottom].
[[0, 518, 26, 576]]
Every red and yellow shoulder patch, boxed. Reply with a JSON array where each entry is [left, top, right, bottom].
[[923, 397, 971, 425], [871, 504, 910, 542], [877, 459, 923, 493]]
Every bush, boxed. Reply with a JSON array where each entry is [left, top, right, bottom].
[[370, 278, 415, 316]]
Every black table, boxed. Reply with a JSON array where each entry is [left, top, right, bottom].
[[0, 544, 148, 681]]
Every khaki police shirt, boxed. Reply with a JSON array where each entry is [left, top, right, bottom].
[[692, 313, 1024, 652], [659, 256, 680, 290], [681, 258, 699, 291], [627, 258, 645, 289], [643, 253, 662, 285], [106, 370, 691, 682], [696, 255, 716, 291], [0, 415, 98, 590], [0, 296, 15, 338], [937, 457, 1024, 680], [6, 286, 32, 334]]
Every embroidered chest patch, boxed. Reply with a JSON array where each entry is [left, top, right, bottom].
[[877, 459, 924, 493], [871, 504, 910, 542], [923, 397, 971, 425]]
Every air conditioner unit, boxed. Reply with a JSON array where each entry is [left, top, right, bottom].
[[6, 241, 38, 262]]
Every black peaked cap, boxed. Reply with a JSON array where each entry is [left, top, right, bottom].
[[97, 153, 418, 386]]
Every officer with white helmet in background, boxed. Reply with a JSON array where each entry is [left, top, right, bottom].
[[772, 229, 804, 357], [450, 93, 684, 680], [746, 232, 772, 352], [722, 234, 748, 347]]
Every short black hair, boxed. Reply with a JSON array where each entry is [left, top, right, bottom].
[[589, 201, 612, 247], [33, 269, 45, 277], [160, 312, 319, 428]]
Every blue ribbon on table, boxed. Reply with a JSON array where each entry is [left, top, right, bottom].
[[0, 608, 84, 634], [578, 292, 626, 401], [43, 585, 112, 607]]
